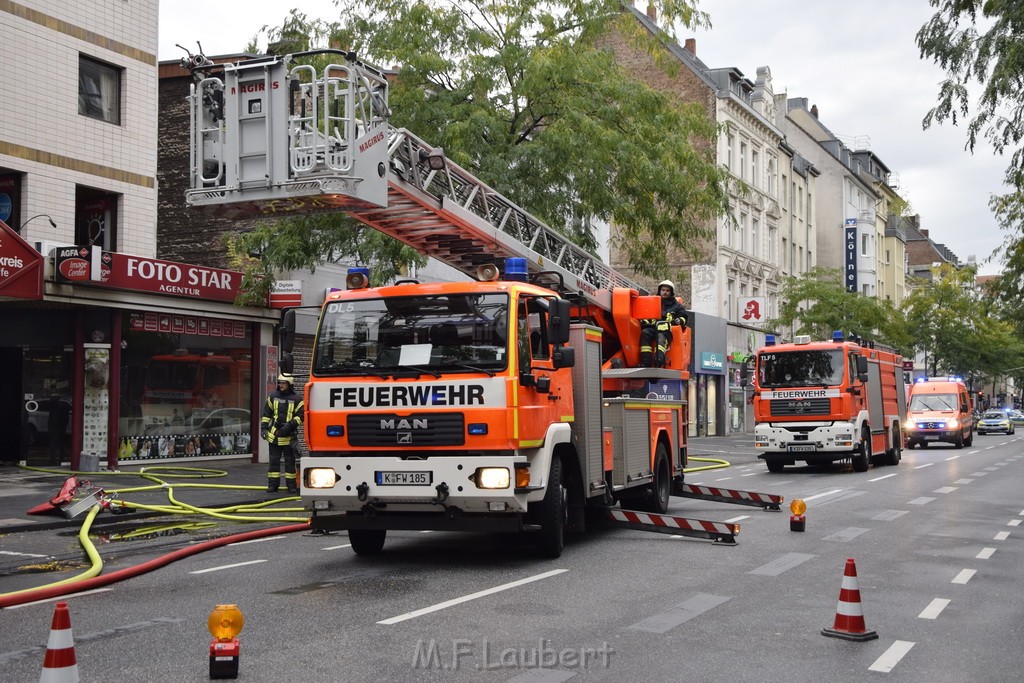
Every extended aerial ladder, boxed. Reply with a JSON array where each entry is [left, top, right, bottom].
[[185, 50, 636, 313], [184, 50, 780, 545]]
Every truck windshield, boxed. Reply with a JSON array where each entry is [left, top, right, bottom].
[[758, 349, 844, 388], [313, 293, 509, 376]]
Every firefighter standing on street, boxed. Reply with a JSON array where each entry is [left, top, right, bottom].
[[640, 280, 690, 368], [261, 373, 303, 493]]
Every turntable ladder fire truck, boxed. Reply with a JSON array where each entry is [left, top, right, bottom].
[[184, 49, 774, 555], [752, 332, 907, 473]]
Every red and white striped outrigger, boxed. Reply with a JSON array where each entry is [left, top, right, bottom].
[[606, 509, 740, 544], [673, 482, 784, 511]]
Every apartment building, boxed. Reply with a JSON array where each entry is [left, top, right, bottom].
[[0, 2, 277, 469]]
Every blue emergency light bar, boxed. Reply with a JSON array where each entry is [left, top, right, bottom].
[[505, 257, 528, 282], [764, 334, 776, 346], [832, 330, 844, 342]]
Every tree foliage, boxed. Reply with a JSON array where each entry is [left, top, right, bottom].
[[902, 263, 1024, 383], [917, 2, 1024, 326], [232, 1, 729, 298], [769, 267, 913, 354]]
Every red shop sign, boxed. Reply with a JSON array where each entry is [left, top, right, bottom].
[[0, 219, 43, 300]]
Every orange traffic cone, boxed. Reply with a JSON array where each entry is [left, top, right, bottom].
[[40, 601, 79, 683], [822, 558, 878, 641]]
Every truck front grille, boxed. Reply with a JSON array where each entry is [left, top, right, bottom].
[[769, 398, 831, 417], [348, 413, 465, 446]]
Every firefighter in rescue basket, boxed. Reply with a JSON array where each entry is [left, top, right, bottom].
[[261, 373, 304, 493], [640, 280, 690, 368]]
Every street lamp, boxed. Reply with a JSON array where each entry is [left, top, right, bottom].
[[22, 214, 58, 229]]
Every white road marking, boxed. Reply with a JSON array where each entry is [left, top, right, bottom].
[[970, 472, 988, 477], [322, 543, 352, 550], [378, 569, 568, 625], [933, 487, 958, 494], [986, 446, 996, 450], [1009, 519, 1021, 527], [0, 550, 48, 558], [869, 473, 897, 482], [724, 515, 750, 523], [918, 598, 950, 619], [229, 536, 285, 546], [953, 479, 974, 484], [714, 477, 733, 482], [802, 489, 843, 502], [976, 547, 996, 559], [741, 472, 757, 477], [945, 455, 959, 461], [994, 531, 1011, 541], [908, 497, 936, 505], [952, 569, 976, 584], [914, 463, 934, 469], [968, 450, 980, 454], [868, 640, 915, 673], [190, 559, 267, 574], [4, 588, 113, 609]]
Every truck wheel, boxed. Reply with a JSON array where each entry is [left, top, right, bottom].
[[635, 444, 671, 514], [883, 425, 902, 466], [765, 457, 785, 473], [965, 429, 973, 447], [954, 431, 964, 449], [535, 457, 566, 559], [348, 529, 386, 555], [852, 427, 870, 472]]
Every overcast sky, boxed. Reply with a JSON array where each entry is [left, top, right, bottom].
[[158, 1, 1005, 275]]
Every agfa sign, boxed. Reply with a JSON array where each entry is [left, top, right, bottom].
[[0, 219, 43, 300]]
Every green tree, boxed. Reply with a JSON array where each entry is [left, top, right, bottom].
[[916, 3, 1024, 328], [769, 267, 913, 353], [902, 263, 1024, 381], [233, 1, 729, 300]]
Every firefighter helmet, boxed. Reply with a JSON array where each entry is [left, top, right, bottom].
[[658, 280, 675, 296], [277, 373, 294, 386]]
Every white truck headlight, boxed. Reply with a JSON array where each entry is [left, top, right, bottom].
[[306, 468, 339, 489], [474, 467, 510, 489]]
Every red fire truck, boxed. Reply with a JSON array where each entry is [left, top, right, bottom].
[[183, 50, 714, 557], [752, 332, 907, 472]]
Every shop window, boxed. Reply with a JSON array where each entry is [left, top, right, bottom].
[[79, 55, 121, 124], [75, 187, 118, 250]]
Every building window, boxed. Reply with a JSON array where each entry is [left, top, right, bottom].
[[75, 186, 119, 250], [79, 55, 121, 124], [885, 249, 891, 264], [751, 149, 759, 188], [861, 233, 870, 257], [767, 157, 776, 196], [782, 237, 788, 271], [740, 212, 748, 252], [740, 142, 747, 181], [751, 217, 760, 258], [781, 174, 788, 205], [769, 227, 777, 262], [0, 173, 23, 232], [726, 134, 734, 172]]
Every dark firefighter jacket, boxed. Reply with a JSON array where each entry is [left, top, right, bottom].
[[642, 296, 690, 329], [260, 388, 304, 446]]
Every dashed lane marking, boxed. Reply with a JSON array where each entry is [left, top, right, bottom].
[[945, 455, 959, 461], [994, 531, 1011, 541], [190, 559, 266, 574], [626, 593, 732, 634], [933, 486, 958, 494], [0, 550, 48, 558], [914, 463, 934, 470], [378, 569, 568, 625], [918, 598, 950, 620], [872, 510, 908, 521], [724, 515, 750, 523], [952, 569, 976, 584], [969, 472, 988, 477], [953, 478, 974, 484], [748, 553, 815, 576], [868, 641, 915, 673], [229, 536, 285, 546], [908, 497, 936, 505], [1009, 520, 1022, 527], [976, 547, 996, 559], [322, 543, 352, 550], [822, 527, 870, 542], [869, 473, 897, 482]]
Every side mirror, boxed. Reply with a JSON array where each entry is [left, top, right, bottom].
[[856, 355, 868, 382], [280, 351, 294, 374], [279, 308, 296, 354], [552, 345, 575, 369], [548, 299, 571, 345]]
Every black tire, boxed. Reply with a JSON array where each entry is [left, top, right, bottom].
[[634, 443, 671, 514], [852, 427, 870, 472], [765, 457, 785, 473], [882, 425, 902, 466], [965, 429, 974, 447], [954, 430, 964, 449], [535, 457, 566, 559], [348, 529, 386, 555]]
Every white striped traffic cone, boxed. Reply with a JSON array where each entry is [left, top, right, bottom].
[[822, 558, 878, 641], [40, 601, 79, 683]]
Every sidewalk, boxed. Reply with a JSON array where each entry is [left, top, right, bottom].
[[0, 457, 277, 533]]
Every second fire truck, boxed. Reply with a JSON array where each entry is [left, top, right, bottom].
[[752, 332, 907, 472]]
